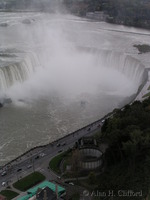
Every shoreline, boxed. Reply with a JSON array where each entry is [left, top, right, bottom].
[[1, 65, 149, 169], [0, 13, 149, 168]]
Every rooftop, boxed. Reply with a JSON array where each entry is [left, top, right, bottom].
[[17, 181, 65, 200]]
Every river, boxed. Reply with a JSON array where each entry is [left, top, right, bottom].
[[0, 12, 150, 165]]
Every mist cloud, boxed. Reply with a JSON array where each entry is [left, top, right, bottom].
[[2, 13, 137, 103]]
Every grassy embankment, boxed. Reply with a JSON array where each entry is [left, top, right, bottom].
[[13, 171, 45, 191], [49, 150, 71, 174], [0, 190, 19, 200]]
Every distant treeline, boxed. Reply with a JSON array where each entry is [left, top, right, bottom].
[[0, 0, 62, 12], [97, 97, 150, 199], [64, 0, 150, 29], [2, 0, 150, 29]]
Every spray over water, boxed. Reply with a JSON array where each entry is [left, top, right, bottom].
[[0, 11, 146, 164]]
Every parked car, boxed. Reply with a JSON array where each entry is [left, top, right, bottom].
[[34, 155, 39, 160], [39, 153, 46, 157], [56, 143, 60, 147], [1, 181, 6, 186], [17, 168, 22, 172], [101, 119, 105, 123], [69, 182, 74, 185], [87, 127, 91, 131], [27, 165, 32, 169], [1, 171, 7, 176], [58, 149, 63, 153]]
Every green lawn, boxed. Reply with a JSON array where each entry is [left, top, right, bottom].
[[49, 150, 71, 174], [0, 190, 19, 200], [13, 171, 45, 191], [49, 152, 66, 174], [71, 193, 80, 200]]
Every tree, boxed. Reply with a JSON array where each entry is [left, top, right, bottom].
[[71, 149, 81, 180], [88, 172, 96, 184]]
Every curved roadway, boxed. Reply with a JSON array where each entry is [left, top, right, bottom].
[[0, 118, 104, 191]]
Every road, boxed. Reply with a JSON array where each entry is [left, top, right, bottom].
[[0, 118, 104, 191], [0, 73, 148, 193]]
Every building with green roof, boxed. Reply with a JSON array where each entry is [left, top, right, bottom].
[[16, 181, 65, 200]]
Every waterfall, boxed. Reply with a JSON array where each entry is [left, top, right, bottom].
[[0, 52, 41, 91], [78, 46, 146, 86], [97, 51, 145, 84], [0, 46, 147, 97]]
